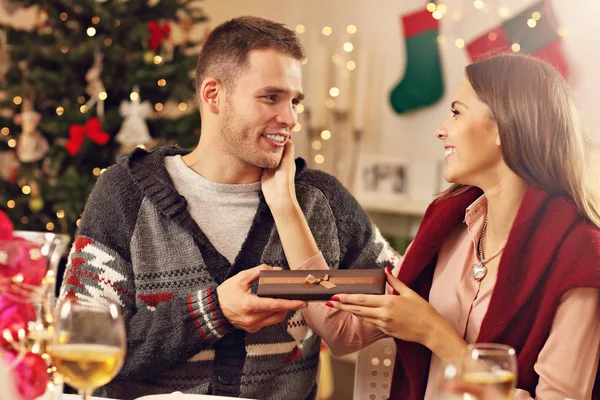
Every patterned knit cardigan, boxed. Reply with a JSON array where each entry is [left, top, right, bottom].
[[59, 146, 399, 400]]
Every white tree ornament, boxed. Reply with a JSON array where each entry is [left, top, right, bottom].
[[14, 98, 49, 163], [83, 51, 106, 117], [115, 87, 153, 147]]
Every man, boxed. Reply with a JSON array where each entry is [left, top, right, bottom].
[[60, 16, 397, 400]]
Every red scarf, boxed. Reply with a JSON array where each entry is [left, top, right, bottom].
[[390, 186, 600, 399]]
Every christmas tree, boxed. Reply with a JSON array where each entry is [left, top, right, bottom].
[[0, 0, 207, 238]]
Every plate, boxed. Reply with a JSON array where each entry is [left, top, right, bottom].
[[135, 392, 254, 400]]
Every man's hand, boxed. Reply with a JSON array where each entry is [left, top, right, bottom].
[[217, 264, 307, 333]]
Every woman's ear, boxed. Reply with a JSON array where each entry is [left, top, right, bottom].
[[489, 119, 501, 147], [200, 77, 222, 115]]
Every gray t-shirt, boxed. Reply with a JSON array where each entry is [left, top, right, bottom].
[[164, 155, 260, 264]]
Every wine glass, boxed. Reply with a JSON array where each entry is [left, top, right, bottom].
[[48, 299, 126, 400], [440, 343, 517, 400], [29, 293, 65, 399]]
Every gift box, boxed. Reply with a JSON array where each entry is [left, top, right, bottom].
[[256, 269, 386, 301]]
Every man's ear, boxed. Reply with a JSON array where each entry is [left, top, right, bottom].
[[200, 77, 222, 115]]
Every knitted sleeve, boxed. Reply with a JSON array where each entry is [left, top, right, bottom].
[[59, 164, 232, 380], [298, 166, 401, 271]]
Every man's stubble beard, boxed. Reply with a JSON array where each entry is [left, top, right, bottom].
[[221, 102, 281, 169]]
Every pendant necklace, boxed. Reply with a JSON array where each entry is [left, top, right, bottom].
[[472, 214, 506, 282]]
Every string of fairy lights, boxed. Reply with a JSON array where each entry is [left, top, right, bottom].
[[2, 9, 193, 231], [290, 0, 567, 171], [292, 23, 360, 167], [3, 12, 191, 132], [2, 0, 568, 231], [426, 0, 567, 49]]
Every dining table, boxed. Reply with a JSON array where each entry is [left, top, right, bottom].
[[61, 393, 251, 400]]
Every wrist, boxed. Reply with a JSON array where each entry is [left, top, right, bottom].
[[423, 314, 468, 360], [195, 286, 233, 341], [268, 196, 301, 217]]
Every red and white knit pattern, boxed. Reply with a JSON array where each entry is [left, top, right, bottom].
[[186, 287, 229, 343], [61, 237, 129, 308], [374, 224, 402, 268], [137, 293, 174, 311], [246, 310, 313, 360]]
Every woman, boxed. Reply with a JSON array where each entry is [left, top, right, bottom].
[[261, 53, 600, 399]]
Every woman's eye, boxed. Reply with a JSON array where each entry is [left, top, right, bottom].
[[451, 109, 460, 116]]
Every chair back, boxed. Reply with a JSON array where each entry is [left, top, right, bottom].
[[353, 337, 397, 400]]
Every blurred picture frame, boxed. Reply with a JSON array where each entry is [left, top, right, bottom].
[[353, 154, 408, 202]]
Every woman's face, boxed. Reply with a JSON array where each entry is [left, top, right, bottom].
[[436, 79, 504, 188]]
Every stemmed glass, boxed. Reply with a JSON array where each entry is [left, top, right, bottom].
[[29, 293, 64, 399], [48, 299, 126, 400], [440, 343, 518, 400]]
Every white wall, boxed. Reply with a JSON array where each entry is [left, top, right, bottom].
[[2, 0, 598, 198], [199, 0, 600, 167]]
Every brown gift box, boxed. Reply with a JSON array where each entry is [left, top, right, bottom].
[[256, 269, 386, 301]]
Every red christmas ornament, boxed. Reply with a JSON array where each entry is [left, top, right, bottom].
[[0, 210, 51, 400], [0, 239, 48, 287], [0, 300, 36, 348], [6, 351, 49, 400], [65, 117, 110, 156]]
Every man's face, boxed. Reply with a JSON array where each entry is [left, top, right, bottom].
[[219, 49, 304, 169]]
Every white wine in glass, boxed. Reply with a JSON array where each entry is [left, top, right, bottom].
[[441, 343, 517, 400], [461, 370, 516, 398], [465, 343, 517, 399], [49, 299, 126, 400]]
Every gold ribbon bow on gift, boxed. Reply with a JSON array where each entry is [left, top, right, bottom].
[[303, 273, 337, 289]]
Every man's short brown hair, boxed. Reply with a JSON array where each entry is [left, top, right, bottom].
[[195, 16, 305, 94]]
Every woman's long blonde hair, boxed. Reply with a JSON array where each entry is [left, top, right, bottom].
[[437, 53, 600, 228]]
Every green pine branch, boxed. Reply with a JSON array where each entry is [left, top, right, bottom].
[[0, 0, 207, 237]]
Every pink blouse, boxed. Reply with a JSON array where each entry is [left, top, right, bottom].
[[299, 196, 600, 399]]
